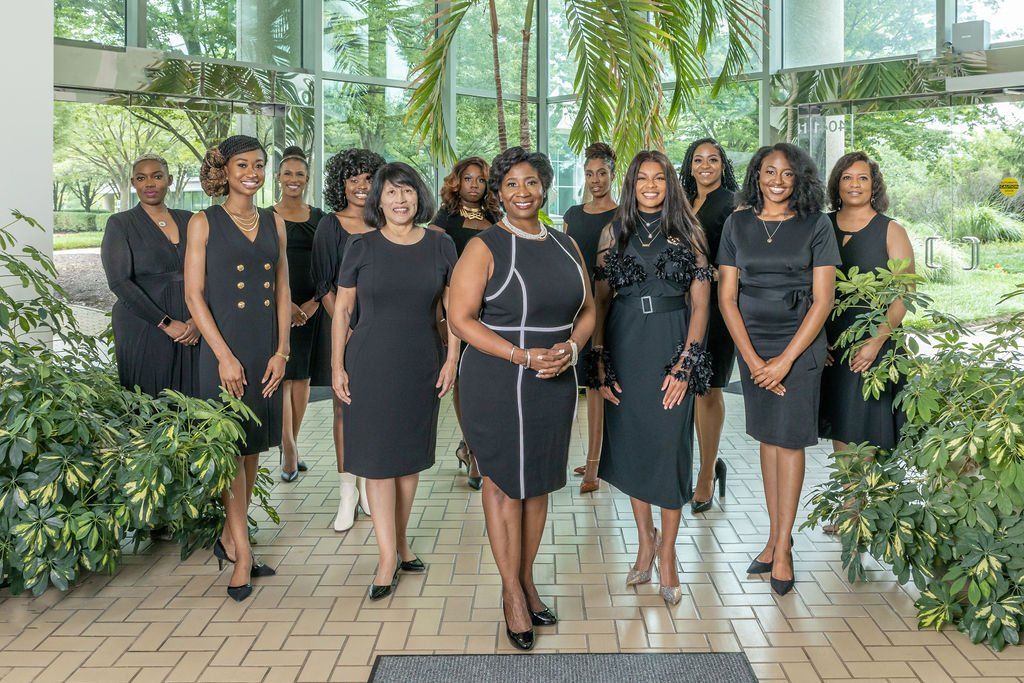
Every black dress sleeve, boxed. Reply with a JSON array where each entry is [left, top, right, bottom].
[[810, 214, 843, 267], [716, 213, 738, 268], [311, 213, 341, 301], [100, 215, 168, 325], [439, 233, 458, 284], [430, 207, 452, 230], [337, 233, 368, 288]]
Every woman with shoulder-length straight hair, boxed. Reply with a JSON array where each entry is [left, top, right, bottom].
[[101, 154, 198, 397], [310, 148, 386, 530], [717, 142, 841, 595], [589, 150, 713, 605], [818, 153, 913, 514], [680, 138, 740, 514], [449, 147, 596, 650], [184, 135, 289, 601], [332, 162, 459, 601], [429, 156, 501, 491]]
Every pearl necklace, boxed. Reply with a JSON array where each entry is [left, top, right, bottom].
[[501, 216, 547, 241]]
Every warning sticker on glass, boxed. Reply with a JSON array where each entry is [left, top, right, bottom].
[[999, 177, 1020, 197]]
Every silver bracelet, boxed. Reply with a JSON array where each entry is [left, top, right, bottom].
[[568, 339, 579, 366], [509, 345, 517, 363], [524, 349, 531, 369]]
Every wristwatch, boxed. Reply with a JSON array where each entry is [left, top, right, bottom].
[[157, 315, 172, 329]]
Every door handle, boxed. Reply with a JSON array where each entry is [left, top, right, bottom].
[[960, 236, 980, 271], [925, 236, 940, 269]]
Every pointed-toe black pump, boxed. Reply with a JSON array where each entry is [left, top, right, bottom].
[[369, 567, 400, 601], [227, 583, 253, 602], [214, 539, 276, 578], [399, 557, 426, 573], [529, 607, 557, 626], [746, 536, 794, 575], [691, 458, 727, 514], [502, 600, 535, 650]]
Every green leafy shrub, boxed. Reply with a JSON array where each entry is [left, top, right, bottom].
[[953, 203, 1024, 243], [53, 211, 113, 234], [0, 210, 278, 595], [806, 260, 1024, 651]]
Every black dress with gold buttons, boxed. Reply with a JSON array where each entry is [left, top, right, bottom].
[[197, 204, 283, 454]]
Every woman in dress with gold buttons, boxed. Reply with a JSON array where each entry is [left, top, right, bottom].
[[184, 135, 290, 602]]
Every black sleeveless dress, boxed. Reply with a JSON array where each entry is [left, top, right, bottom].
[[819, 212, 905, 450], [595, 221, 714, 509], [197, 205, 283, 454], [338, 230, 457, 479], [458, 226, 587, 499], [274, 206, 328, 382], [695, 187, 737, 387], [431, 206, 498, 257], [717, 209, 841, 449], [101, 204, 197, 397], [562, 204, 617, 282]]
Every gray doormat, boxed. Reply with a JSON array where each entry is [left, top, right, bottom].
[[369, 652, 758, 682]]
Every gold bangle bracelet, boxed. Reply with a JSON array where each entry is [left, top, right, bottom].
[[275, 351, 290, 361]]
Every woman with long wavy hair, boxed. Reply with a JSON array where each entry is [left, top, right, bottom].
[[429, 156, 501, 491], [717, 143, 841, 595]]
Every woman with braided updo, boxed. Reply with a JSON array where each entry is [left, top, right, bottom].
[[588, 150, 713, 606], [310, 148, 385, 531], [185, 135, 290, 602]]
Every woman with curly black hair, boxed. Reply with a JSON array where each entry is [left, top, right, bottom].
[[310, 148, 385, 532], [429, 156, 500, 491], [450, 146, 595, 650], [680, 138, 739, 513], [563, 141, 618, 495], [185, 134, 288, 601], [717, 142, 841, 595], [819, 152, 912, 472], [588, 150, 712, 606]]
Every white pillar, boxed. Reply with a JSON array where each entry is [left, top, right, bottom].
[[782, 0, 845, 68], [0, 2, 53, 273]]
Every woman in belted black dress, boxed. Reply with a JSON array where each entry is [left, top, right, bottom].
[[102, 154, 198, 397], [271, 146, 325, 482], [563, 142, 618, 495], [680, 138, 739, 514], [429, 156, 500, 491], [450, 147, 596, 650], [310, 148, 385, 531], [717, 143, 841, 595], [185, 135, 290, 601], [590, 150, 712, 607]]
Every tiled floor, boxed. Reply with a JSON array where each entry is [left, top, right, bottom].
[[3, 393, 1023, 683]]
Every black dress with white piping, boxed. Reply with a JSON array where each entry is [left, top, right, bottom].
[[458, 225, 587, 499]]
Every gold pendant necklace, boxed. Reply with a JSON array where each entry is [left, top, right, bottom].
[[227, 208, 260, 232], [637, 216, 661, 247], [760, 217, 784, 243], [459, 205, 485, 221]]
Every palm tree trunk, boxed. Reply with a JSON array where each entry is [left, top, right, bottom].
[[518, 0, 535, 149], [488, 0, 509, 151]]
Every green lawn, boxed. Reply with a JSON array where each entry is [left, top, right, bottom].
[[908, 269, 1024, 329], [54, 231, 104, 250], [980, 241, 1024, 274]]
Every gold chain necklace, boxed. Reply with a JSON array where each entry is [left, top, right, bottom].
[[459, 205, 485, 221], [227, 208, 259, 232], [637, 215, 661, 247], [759, 215, 790, 243]]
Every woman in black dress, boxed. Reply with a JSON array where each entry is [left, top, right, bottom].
[[563, 142, 618, 495], [272, 146, 325, 482], [102, 154, 198, 397], [184, 135, 290, 601], [680, 138, 740, 513], [717, 143, 841, 595], [819, 153, 913, 515], [332, 163, 459, 600], [450, 147, 596, 650], [311, 149, 385, 531], [429, 156, 500, 491], [590, 151, 713, 606]]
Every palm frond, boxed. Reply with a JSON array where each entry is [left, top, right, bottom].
[[405, 0, 480, 165]]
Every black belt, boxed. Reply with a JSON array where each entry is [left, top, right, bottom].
[[740, 285, 810, 309], [615, 294, 687, 314], [135, 272, 184, 284]]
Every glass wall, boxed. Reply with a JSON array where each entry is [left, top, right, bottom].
[[322, 0, 433, 81], [783, 0, 936, 68], [54, 0, 125, 46], [957, 0, 1024, 44]]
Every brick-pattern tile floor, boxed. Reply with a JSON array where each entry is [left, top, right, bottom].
[[3, 393, 1022, 682]]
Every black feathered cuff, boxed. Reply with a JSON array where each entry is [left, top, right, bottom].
[[664, 341, 713, 396], [581, 348, 618, 389]]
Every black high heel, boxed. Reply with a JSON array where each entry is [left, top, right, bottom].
[[770, 547, 796, 595], [214, 539, 276, 578], [399, 557, 426, 573], [502, 600, 535, 650], [455, 441, 483, 490], [746, 536, 794, 575], [297, 460, 308, 472], [529, 607, 557, 626], [691, 459, 727, 513], [227, 583, 253, 602], [369, 567, 400, 601]]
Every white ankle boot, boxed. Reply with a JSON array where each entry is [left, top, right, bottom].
[[333, 472, 359, 532], [357, 476, 371, 517]]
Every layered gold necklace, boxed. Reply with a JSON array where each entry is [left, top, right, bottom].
[[227, 207, 259, 232], [459, 205, 485, 221]]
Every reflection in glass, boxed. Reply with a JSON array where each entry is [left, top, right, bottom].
[[547, 102, 582, 217], [456, 0, 537, 97], [146, 0, 302, 67], [957, 0, 1024, 43], [455, 95, 538, 164], [783, 0, 935, 69], [323, 0, 432, 81], [664, 81, 760, 177], [323, 81, 433, 185], [54, 0, 126, 46]]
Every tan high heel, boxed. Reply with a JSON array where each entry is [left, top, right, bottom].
[[626, 529, 661, 586], [578, 458, 600, 494]]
